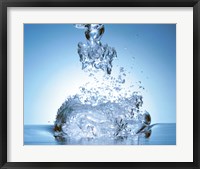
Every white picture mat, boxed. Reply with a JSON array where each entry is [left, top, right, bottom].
[[7, 7, 193, 162]]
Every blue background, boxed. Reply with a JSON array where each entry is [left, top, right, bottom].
[[24, 24, 176, 124]]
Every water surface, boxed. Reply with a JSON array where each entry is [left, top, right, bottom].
[[24, 123, 176, 145]]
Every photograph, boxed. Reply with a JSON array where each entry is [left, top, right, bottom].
[[1, 0, 199, 167], [24, 23, 176, 145]]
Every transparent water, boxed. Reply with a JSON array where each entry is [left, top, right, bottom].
[[53, 24, 154, 144], [24, 124, 176, 145], [75, 24, 116, 74]]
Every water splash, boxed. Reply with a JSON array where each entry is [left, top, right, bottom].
[[75, 24, 117, 74], [54, 24, 152, 144]]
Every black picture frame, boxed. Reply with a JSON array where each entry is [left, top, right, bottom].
[[0, 0, 199, 168]]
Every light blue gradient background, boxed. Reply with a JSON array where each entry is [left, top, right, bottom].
[[24, 24, 176, 125]]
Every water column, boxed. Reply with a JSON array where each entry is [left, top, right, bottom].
[[75, 24, 117, 74], [54, 24, 152, 145]]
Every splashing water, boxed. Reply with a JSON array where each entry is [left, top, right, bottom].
[[54, 24, 152, 144], [75, 24, 117, 74]]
